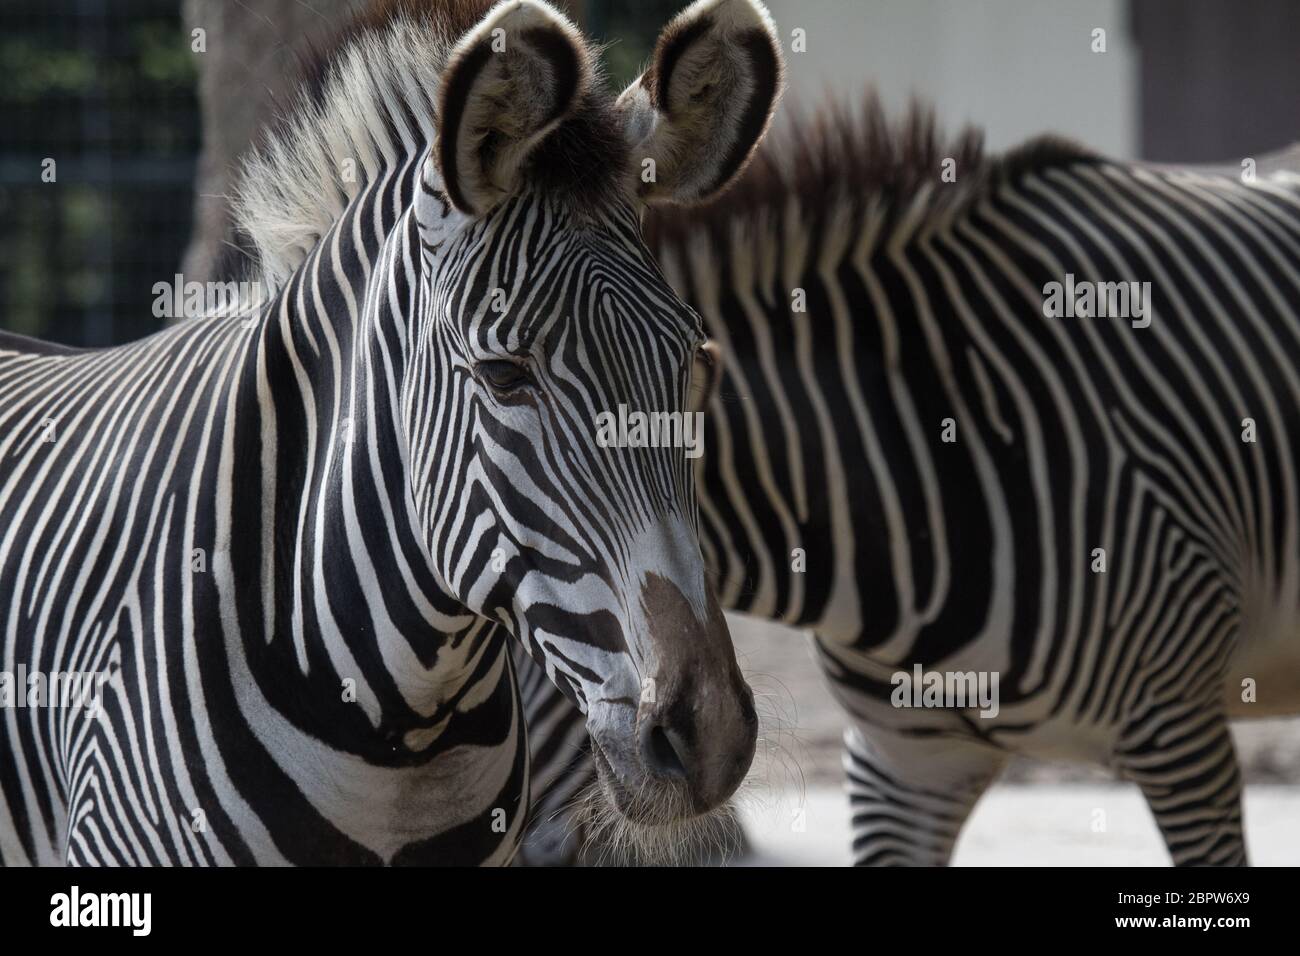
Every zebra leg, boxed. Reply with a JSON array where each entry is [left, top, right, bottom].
[[511, 641, 596, 866], [515, 717, 595, 867], [843, 721, 1008, 866], [1114, 705, 1247, 866]]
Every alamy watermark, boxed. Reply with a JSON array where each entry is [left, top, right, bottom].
[[890, 664, 1000, 718], [0, 665, 108, 715], [1042, 273, 1152, 329], [594, 405, 704, 459], [151, 274, 264, 319], [50, 886, 151, 936]]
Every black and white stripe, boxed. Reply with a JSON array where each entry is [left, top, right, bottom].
[[0, 0, 785, 866], [520, 103, 1300, 866]]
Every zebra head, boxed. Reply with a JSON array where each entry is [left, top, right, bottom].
[[405, 0, 782, 828]]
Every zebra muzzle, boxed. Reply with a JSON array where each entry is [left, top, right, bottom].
[[628, 574, 757, 815]]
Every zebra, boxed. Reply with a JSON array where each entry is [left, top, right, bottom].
[[0, 0, 782, 865], [517, 97, 1300, 866]]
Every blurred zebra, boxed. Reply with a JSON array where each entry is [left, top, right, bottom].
[[519, 98, 1300, 866], [0, 0, 782, 865]]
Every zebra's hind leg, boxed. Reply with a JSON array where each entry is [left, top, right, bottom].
[[1115, 705, 1247, 866], [844, 721, 1008, 866]]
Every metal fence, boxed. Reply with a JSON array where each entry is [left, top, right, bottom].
[[0, 0, 680, 349], [0, 0, 198, 347]]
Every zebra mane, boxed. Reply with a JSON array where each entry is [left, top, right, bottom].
[[644, 91, 1096, 256], [230, 0, 628, 293], [230, 1, 477, 292]]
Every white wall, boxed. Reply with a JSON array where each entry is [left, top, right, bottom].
[[763, 0, 1137, 159]]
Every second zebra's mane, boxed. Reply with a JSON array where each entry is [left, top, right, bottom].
[[644, 91, 1096, 263], [231, 0, 628, 292]]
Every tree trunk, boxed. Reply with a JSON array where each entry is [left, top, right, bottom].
[[180, 0, 363, 284]]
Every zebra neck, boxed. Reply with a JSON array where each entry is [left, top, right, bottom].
[[678, 185, 1009, 650], [686, 265, 868, 639], [224, 174, 492, 756]]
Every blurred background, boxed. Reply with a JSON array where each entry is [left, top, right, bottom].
[[4, 0, 1300, 348], [1, 0, 1297, 862]]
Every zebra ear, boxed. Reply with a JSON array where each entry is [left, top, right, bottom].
[[436, 0, 592, 217], [617, 0, 783, 206], [688, 341, 722, 415]]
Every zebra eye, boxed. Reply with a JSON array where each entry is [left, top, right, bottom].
[[476, 360, 530, 393]]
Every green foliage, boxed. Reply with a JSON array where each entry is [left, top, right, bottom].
[[0, 39, 97, 101], [0, 4, 200, 345], [587, 0, 682, 91], [127, 22, 198, 90]]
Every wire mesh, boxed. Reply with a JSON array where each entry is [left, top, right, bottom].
[[0, 0, 198, 347]]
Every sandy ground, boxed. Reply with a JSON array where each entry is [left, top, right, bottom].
[[738, 783, 1300, 866], [728, 616, 1300, 864]]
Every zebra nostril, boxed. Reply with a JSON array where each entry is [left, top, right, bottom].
[[642, 722, 689, 779]]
